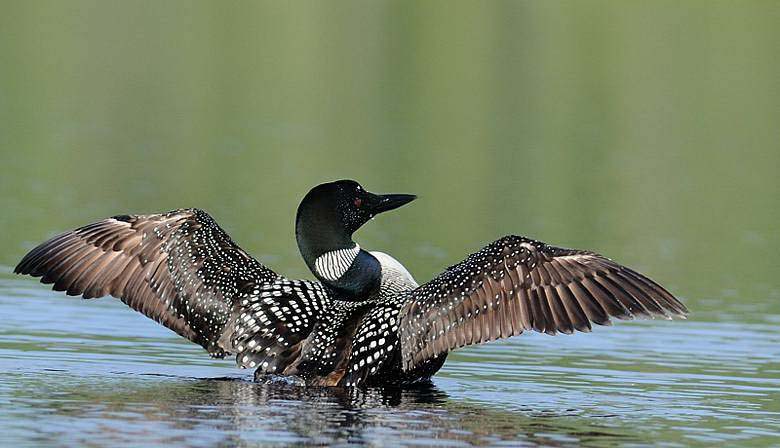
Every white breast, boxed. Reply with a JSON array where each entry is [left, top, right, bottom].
[[370, 251, 418, 291]]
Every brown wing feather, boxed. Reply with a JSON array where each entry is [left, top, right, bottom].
[[15, 209, 277, 356], [399, 236, 688, 371]]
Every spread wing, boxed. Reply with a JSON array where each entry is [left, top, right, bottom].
[[15, 208, 278, 357], [398, 235, 688, 371]]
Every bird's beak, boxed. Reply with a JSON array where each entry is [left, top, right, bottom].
[[368, 193, 417, 215]]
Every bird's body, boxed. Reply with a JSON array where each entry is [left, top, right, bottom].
[[229, 255, 444, 387], [15, 180, 687, 387]]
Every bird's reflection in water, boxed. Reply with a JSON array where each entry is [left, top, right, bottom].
[[37, 374, 636, 447]]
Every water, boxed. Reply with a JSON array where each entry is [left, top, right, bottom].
[[1, 1, 779, 446], [2, 272, 779, 447]]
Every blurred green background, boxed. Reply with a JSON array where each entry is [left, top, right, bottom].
[[1, 1, 778, 319]]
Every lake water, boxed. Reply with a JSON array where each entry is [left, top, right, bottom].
[[1, 1, 779, 447], [2, 270, 779, 447]]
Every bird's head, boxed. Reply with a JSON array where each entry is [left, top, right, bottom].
[[296, 180, 416, 247]]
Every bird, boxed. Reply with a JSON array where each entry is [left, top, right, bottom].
[[15, 179, 688, 387]]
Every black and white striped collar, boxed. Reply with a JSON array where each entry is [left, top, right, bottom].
[[313, 244, 361, 282]]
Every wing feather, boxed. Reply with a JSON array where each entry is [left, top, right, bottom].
[[15, 209, 277, 356], [399, 235, 688, 371]]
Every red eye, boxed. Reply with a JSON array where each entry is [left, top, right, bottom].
[[354, 198, 362, 208]]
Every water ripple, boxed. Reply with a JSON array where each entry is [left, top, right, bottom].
[[1, 279, 779, 447]]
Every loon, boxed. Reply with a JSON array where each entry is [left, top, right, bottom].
[[15, 180, 687, 387]]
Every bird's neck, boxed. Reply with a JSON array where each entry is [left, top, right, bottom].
[[295, 208, 380, 298]]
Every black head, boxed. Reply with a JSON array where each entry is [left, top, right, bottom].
[[295, 180, 416, 294], [296, 180, 416, 245]]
